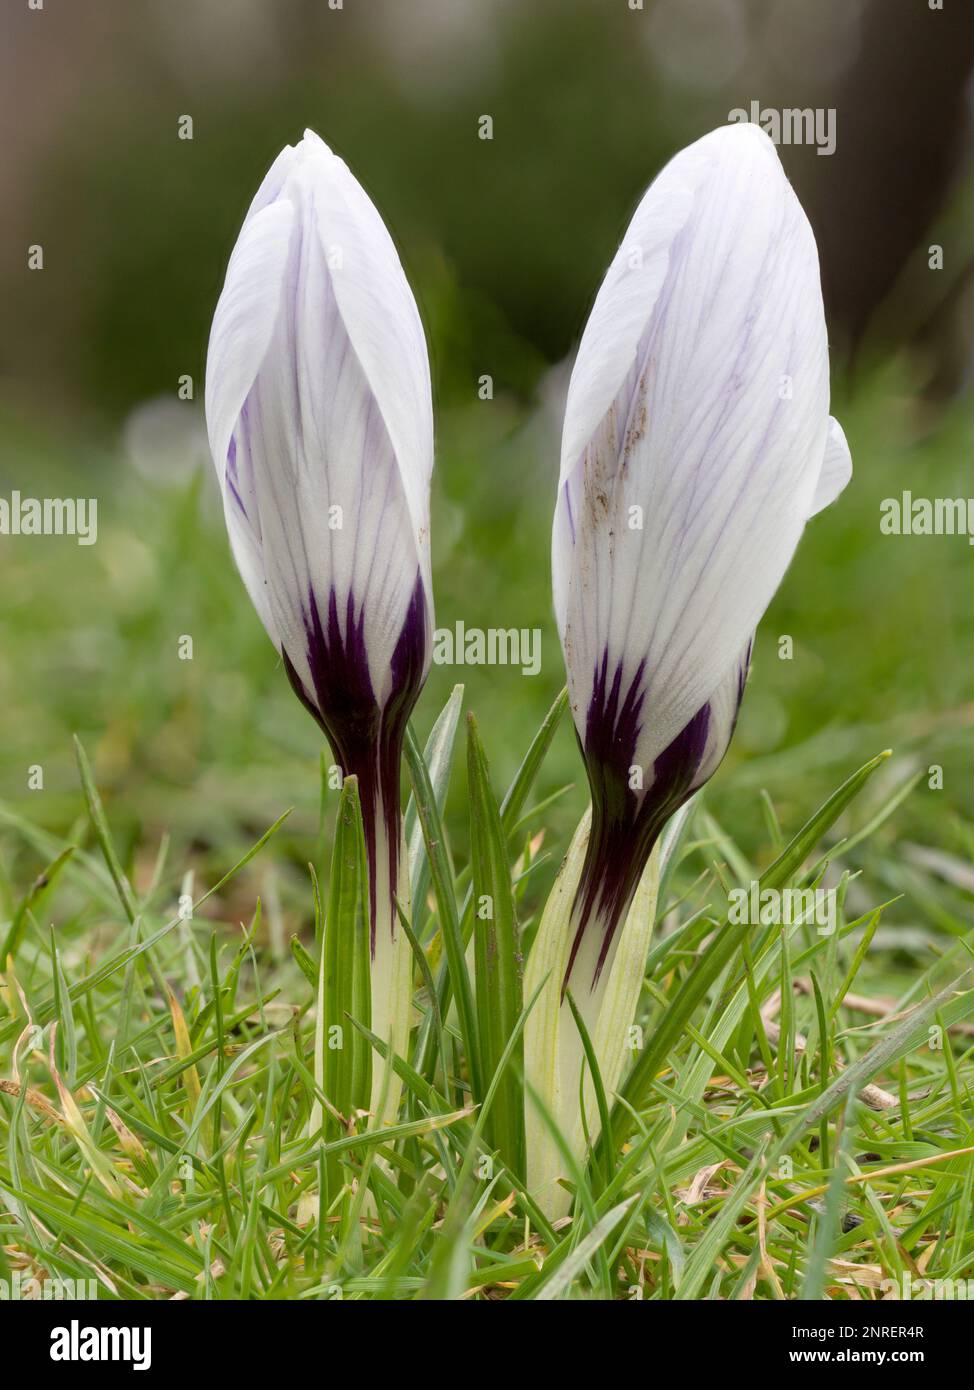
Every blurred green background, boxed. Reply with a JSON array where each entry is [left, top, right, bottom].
[[1, 0, 973, 942]]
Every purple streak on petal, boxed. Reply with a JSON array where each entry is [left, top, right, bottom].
[[227, 404, 260, 534], [226, 472, 247, 519], [562, 651, 716, 996], [564, 483, 576, 545], [225, 435, 247, 515], [281, 571, 428, 954]]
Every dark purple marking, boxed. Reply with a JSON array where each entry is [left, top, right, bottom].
[[282, 572, 428, 955], [563, 651, 727, 996]]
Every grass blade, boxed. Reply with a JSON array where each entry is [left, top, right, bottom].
[[467, 713, 524, 1176]]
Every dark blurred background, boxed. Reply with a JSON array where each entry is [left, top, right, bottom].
[[4, 0, 974, 421], [1, 0, 973, 923]]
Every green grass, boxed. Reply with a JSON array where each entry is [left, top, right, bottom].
[[1, 691, 973, 1298], [2, 366, 974, 1298]]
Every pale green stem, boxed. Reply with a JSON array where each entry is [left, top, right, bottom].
[[524, 808, 661, 1220]]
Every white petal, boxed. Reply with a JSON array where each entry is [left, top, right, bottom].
[[303, 133, 434, 585], [236, 140, 432, 706], [556, 123, 831, 769], [808, 415, 852, 518], [224, 488, 277, 644], [205, 133, 434, 706], [204, 198, 295, 499], [558, 136, 714, 489], [689, 637, 752, 789], [241, 143, 297, 226], [205, 198, 295, 647]]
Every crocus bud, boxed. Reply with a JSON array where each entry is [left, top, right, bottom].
[[526, 124, 851, 1215], [553, 122, 851, 1001], [205, 130, 433, 1108]]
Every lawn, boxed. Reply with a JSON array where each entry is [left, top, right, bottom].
[[1, 352, 973, 1300]]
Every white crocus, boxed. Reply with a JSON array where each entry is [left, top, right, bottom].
[[527, 123, 851, 1215], [205, 130, 434, 1120]]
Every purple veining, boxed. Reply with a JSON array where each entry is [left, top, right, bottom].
[[563, 646, 747, 996], [282, 572, 428, 954]]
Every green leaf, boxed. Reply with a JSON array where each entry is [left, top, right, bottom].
[[316, 775, 372, 1150], [405, 684, 464, 922], [73, 735, 139, 925], [1, 845, 75, 963], [467, 713, 525, 1176], [566, 990, 614, 1193], [404, 723, 482, 1100], [290, 934, 318, 990]]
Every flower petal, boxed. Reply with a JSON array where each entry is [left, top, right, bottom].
[[692, 636, 752, 789], [204, 198, 295, 507], [205, 199, 296, 646], [808, 415, 852, 518], [556, 123, 831, 774], [557, 139, 714, 490], [205, 132, 434, 708], [302, 131, 434, 584]]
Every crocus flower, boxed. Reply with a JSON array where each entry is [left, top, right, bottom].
[[553, 121, 851, 1001], [526, 123, 851, 1213], [205, 130, 433, 1106]]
